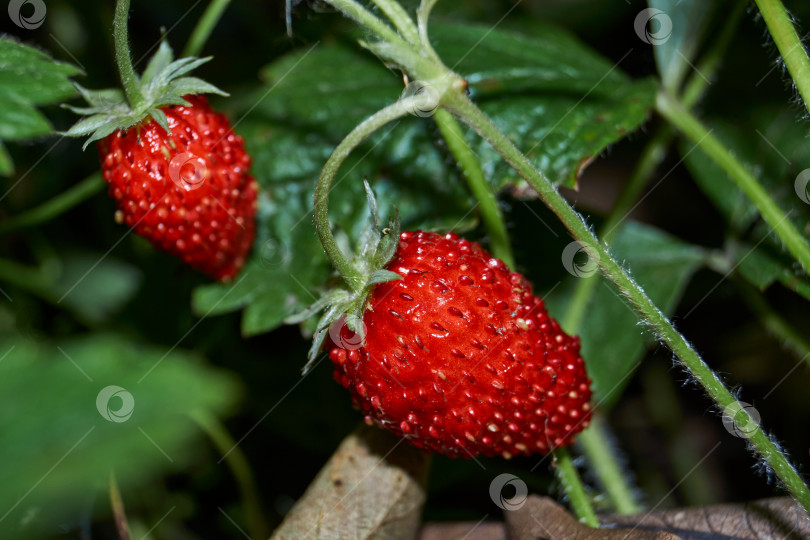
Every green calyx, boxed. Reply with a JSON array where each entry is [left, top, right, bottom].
[[63, 40, 227, 149], [285, 181, 402, 374]]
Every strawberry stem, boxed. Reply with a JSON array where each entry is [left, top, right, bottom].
[[182, 0, 232, 58], [113, 0, 146, 110], [570, 7, 745, 514], [447, 90, 810, 514], [433, 109, 515, 269], [368, 0, 419, 46], [314, 96, 423, 291], [553, 447, 599, 526], [656, 91, 810, 275], [754, 0, 810, 116]]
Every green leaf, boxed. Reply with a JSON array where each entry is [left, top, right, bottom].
[[52, 255, 143, 325], [193, 20, 658, 336], [0, 333, 240, 537], [0, 38, 80, 174], [546, 221, 707, 408], [648, 0, 714, 93], [192, 45, 472, 336], [732, 242, 810, 302], [680, 108, 810, 296], [0, 254, 141, 326], [431, 22, 658, 189], [682, 109, 810, 233]]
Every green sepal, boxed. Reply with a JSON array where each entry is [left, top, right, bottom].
[[63, 39, 227, 148], [285, 181, 403, 374]]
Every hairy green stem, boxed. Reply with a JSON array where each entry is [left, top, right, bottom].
[[433, 109, 514, 268], [113, 0, 145, 109], [755, 0, 810, 115], [446, 92, 810, 513], [182, 0, 232, 57], [368, 0, 419, 46], [656, 92, 810, 275], [565, 6, 745, 512], [314, 97, 420, 291], [562, 125, 672, 334], [325, 0, 409, 51], [192, 412, 269, 540], [0, 173, 104, 236], [554, 447, 599, 526], [577, 415, 641, 514]]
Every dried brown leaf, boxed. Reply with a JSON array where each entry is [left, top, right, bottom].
[[506, 496, 677, 539], [270, 424, 430, 540], [603, 497, 810, 539]]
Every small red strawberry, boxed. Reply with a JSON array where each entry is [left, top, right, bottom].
[[327, 231, 592, 458], [97, 95, 257, 281], [65, 41, 256, 281]]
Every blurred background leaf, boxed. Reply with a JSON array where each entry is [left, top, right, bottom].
[[0, 333, 240, 538]]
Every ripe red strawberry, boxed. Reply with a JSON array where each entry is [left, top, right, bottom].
[[64, 39, 257, 281], [328, 231, 592, 459], [98, 95, 257, 281]]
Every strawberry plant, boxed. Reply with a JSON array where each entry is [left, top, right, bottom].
[[1, 0, 810, 538]]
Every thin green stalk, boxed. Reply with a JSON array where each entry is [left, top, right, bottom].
[[755, 0, 810, 115], [656, 91, 810, 275], [446, 92, 810, 513], [554, 447, 599, 526], [562, 125, 672, 334], [564, 7, 745, 512], [314, 97, 421, 291], [736, 280, 810, 363], [0, 173, 104, 235], [325, 0, 410, 52], [113, 0, 145, 109], [562, 127, 671, 514], [192, 412, 269, 540], [109, 473, 131, 540], [577, 415, 641, 514], [368, 0, 419, 46], [433, 109, 514, 268], [182, 0, 232, 57]]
